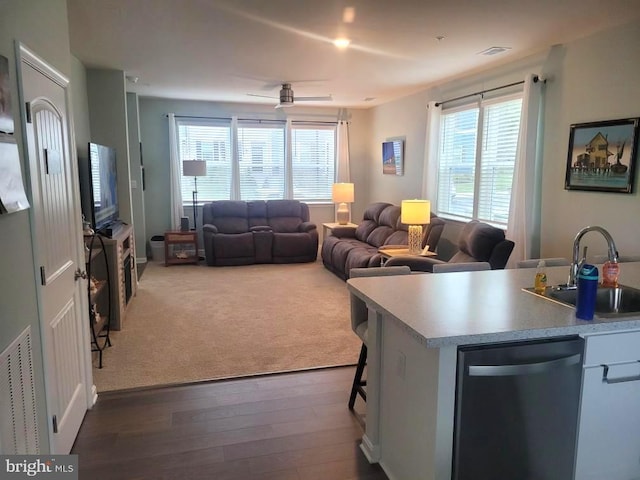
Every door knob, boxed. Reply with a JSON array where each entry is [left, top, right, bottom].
[[74, 269, 87, 281]]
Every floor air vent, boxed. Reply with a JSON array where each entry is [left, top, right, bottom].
[[0, 326, 40, 454]]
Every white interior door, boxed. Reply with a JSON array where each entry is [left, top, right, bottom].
[[18, 44, 90, 454]]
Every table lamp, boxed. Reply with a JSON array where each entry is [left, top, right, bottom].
[[182, 160, 207, 230], [401, 200, 431, 255], [332, 183, 354, 225]]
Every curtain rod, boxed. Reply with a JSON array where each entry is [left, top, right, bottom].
[[435, 75, 541, 108], [168, 114, 336, 125]]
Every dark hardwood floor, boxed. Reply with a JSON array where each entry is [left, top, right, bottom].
[[72, 366, 387, 480]]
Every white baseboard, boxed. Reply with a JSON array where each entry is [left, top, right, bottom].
[[360, 435, 380, 463]]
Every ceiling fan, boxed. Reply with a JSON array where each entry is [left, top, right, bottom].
[[247, 83, 333, 108]]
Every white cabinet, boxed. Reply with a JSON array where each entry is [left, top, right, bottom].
[[575, 331, 640, 480]]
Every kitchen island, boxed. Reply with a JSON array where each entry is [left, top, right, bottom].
[[347, 263, 640, 480]]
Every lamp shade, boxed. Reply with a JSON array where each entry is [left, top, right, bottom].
[[182, 160, 207, 177], [401, 199, 431, 225], [332, 183, 355, 203]]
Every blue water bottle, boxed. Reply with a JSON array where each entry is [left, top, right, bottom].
[[576, 263, 598, 320]]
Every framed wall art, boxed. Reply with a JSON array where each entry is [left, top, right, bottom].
[[565, 117, 639, 193], [382, 138, 404, 175]]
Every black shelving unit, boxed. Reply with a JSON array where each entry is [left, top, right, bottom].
[[85, 234, 112, 368]]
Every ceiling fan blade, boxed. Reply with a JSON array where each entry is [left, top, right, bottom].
[[295, 95, 333, 102], [247, 93, 278, 100]]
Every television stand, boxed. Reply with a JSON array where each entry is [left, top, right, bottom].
[[101, 221, 125, 238], [99, 224, 137, 330]]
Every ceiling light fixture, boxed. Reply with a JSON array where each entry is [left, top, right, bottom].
[[333, 37, 351, 49], [342, 6, 356, 23]]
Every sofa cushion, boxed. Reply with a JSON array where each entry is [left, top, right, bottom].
[[365, 205, 400, 246], [458, 220, 505, 261], [355, 203, 391, 242], [247, 200, 268, 227], [204, 201, 249, 234], [267, 200, 306, 232]]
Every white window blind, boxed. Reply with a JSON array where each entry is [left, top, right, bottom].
[[176, 118, 336, 203], [177, 121, 232, 202], [436, 95, 522, 227], [291, 124, 336, 201], [237, 122, 285, 200]]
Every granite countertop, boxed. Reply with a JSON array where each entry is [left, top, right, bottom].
[[347, 263, 640, 348]]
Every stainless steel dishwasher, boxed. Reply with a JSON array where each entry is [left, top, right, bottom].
[[453, 336, 584, 480]]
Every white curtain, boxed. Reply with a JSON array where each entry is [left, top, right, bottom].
[[336, 120, 351, 182], [421, 101, 442, 202], [168, 113, 183, 230], [506, 74, 544, 267]]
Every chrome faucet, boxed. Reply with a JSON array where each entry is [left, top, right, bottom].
[[568, 226, 618, 287]]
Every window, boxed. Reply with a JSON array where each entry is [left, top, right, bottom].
[[237, 122, 285, 200], [176, 119, 336, 203], [178, 120, 232, 202], [436, 95, 522, 227], [291, 124, 335, 202]]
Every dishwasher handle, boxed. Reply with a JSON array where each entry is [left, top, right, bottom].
[[468, 353, 582, 377]]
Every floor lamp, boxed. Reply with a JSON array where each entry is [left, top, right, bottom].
[[182, 160, 207, 231]]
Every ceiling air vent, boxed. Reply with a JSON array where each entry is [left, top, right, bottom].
[[478, 46, 511, 56]]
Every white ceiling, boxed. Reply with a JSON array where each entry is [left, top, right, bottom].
[[67, 0, 640, 108]]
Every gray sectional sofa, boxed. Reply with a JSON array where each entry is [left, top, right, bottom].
[[202, 200, 318, 266], [321, 202, 445, 280]]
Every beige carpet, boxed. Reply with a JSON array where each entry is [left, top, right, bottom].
[[91, 259, 361, 392]]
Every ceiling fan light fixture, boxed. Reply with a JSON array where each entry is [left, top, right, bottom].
[[333, 37, 351, 49], [279, 83, 294, 106]]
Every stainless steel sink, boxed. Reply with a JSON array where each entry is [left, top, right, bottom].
[[524, 284, 640, 318]]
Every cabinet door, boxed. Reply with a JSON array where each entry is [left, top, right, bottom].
[[575, 361, 640, 479]]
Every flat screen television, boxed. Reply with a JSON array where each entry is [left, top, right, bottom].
[[87, 142, 119, 233]]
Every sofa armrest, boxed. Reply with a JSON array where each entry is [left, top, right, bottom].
[[330, 226, 357, 238], [384, 255, 446, 273], [298, 222, 317, 233], [250, 225, 273, 232], [203, 223, 218, 234]]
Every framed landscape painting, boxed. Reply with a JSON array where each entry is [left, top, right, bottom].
[[565, 118, 639, 193]]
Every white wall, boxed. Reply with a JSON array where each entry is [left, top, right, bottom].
[[541, 21, 640, 259], [126, 92, 146, 262], [367, 20, 640, 261]]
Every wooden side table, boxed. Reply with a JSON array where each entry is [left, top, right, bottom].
[[322, 222, 358, 238], [164, 231, 199, 266]]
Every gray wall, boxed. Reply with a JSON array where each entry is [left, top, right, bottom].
[[0, 0, 74, 453], [86, 69, 133, 225], [367, 20, 640, 260]]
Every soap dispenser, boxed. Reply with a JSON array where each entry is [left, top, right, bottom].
[[534, 260, 547, 294]]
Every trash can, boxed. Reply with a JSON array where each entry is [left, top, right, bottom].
[[150, 235, 165, 262]]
